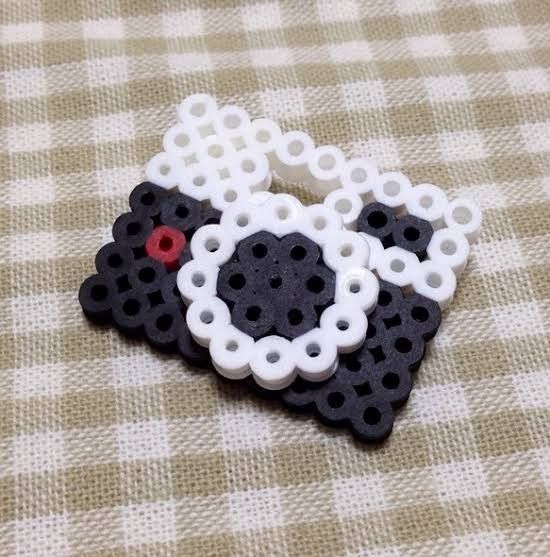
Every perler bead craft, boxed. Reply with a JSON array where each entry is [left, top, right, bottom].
[[79, 93, 482, 442]]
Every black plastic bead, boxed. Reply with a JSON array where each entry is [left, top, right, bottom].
[[236, 231, 280, 267], [159, 192, 201, 233], [369, 362, 413, 409], [78, 274, 115, 323], [350, 395, 394, 443], [128, 257, 166, 294], [216, 262, 254, 304], [177, 322, 211, 368], [392, 214, 433, 260], [357, 202, 396, 247], [314, 378, 357, 427], [382, 326, 426, 372], [231, 297, 275, 339], [275, 299, 318, 340], [403, 292, 442, 341], [299, 264, 336, 307], [144, 303, 183, 351], [160, 272, 182, 306], [129, 182, 167, 218], [111, 289, 151, 336], [372, 280, 404, 319], [279, 232, 320, 266], [199, 206, 222, 226], [112, 212, 154, 249], [95, 242, 134, 278]]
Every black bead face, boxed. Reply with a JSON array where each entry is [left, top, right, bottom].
[[216, 231, 336, 340], [280, 280, 441, 442], [79, 183, 217, 368], [80, 182, 443, 443], [358, 201, 434, 260]]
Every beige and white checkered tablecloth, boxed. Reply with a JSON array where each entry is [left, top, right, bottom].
[[1, 1, 550, 555]]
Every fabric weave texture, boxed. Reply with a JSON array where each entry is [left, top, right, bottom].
[[1, 0, 550, 555]]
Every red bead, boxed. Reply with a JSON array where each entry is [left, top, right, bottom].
[[145, 225, 186, 271]]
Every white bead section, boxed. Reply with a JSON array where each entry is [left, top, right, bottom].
[[176, 259, 219, 305], [341, 157, 378, 201], [177, 93, 218, 137], [320, 303, 368, 354], [145, 152, 183, 190], [376, 246, 419, 288], [412, 261, 457, 310], [323, 230, 370, 273], [335, 268, 380, 314], [274, 131, 315, 183], [179, 193, 372, 389], [373, 172, 412, 213], [189, 224, 236, 266], [444, 198, 483, 244], [404, 183, 448, 228], [307, 146, 345, 193], [150, 93, 482, 313], [210, 326, 255, 380], [427, 228, 470, 276], [250, 336, 296, 390], [324, 189, 363, 230], [186, 296, 231, 347]]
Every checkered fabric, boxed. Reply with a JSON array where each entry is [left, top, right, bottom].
[[1, 0, 550, 555]]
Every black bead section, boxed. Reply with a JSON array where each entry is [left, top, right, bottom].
[[160, 192, 201, 233], [78, 274, 115, 323], [279, 287, 441, 443], [357, 202, 396, 247], [112, 289, 151, 336], [160, 272, 182, 306], [144, 303, 183, 351], [128, 257, 166, 294], [177, 322, 211, 369], [113, 212, 154, 249], [231, 297, 275, 340], [95, 242, 134, 278], [199, 206, 222, 226], [392, 214, 433, 260], [217, 231, 336, 340], [129, 182, 167, 218]]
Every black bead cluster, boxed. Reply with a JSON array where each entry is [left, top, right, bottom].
[[278, 280, 441, 442], [79, 182, 219, 368], [216, 231, 336, 340], [358, 202, 434, 260]]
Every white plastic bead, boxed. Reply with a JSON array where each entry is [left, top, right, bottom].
[[190, 224, 236, 266], [176, 259, 219, 304], [324, 189, 363, 230], [307, 145, 345, 194], [320, 303, 368, 354], [145, 152, 183, 190], [250, 336, 296, 390], [231, 149, 271, 192], [298, 204, 343, 245], [444, 198, 482, 244], [340, 157, 379, 201], [335, 268, 379, 314], [412, 260, 456, 310], [210, 326, 254, 380], [404, 183, 448, 228], [186, 296, 231, 347], [250, 191, 273, 205], [177, 165, 218, 201], [197, 135, 236, 169], [260, 194, 303, 237], [373, 171, 412, 213], [220, 200, 263, 242], [210, 181, 252, 211], [274, 131, 315, 183], [323, 230, 370, 273], [177, 93, 218, 137], [427, 228, 470, 276], [214, 105, 251, 144], [245, 118, 283, 164], [376, 246, 419, 288], [162, 123, 200, 160], [292, 328, 338, 382], [358, 232, 384, 271]]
